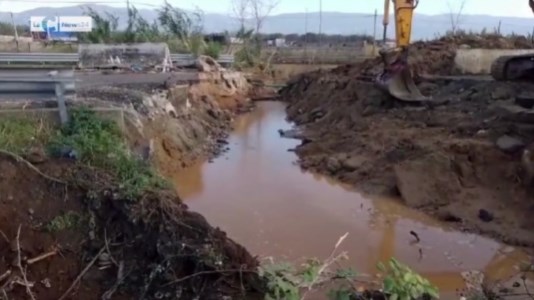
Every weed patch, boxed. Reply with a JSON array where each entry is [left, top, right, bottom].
[[0, 118, 50, 153], [45, 211, 84, 232], [48, 108, 167, 197]]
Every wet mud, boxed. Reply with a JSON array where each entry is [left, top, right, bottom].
[[279, 65, 534, 249]]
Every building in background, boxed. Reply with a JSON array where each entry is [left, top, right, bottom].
[[30, 16, 92, 42]]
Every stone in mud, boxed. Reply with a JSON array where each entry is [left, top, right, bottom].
[[478, 209, 494, 223], [341, 155, 366, 171], [24, 146, 48, 164], [394, 154, 461, 209], [436, 207, 462, 222], [496, 135, 525, 154], [279, 129, 305, 139], [326, 157, 341, 173]]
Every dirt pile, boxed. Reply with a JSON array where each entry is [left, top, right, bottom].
[[0, 154, 263, 300], [338, 34, 534, 79], [280, 65, 534, 246]]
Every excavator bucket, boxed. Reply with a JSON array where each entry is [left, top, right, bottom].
[[375, 48, 431, 102], [376, 68, 430, 102]]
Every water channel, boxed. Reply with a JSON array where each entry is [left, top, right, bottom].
[[172, 101, 530, 298]]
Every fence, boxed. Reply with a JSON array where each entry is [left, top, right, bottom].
[[0, 69, 75, 124]]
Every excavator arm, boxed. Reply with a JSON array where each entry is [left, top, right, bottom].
[[376, 0, 429, 102]]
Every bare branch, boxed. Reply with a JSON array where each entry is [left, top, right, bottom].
[[232, 0, 251, 30], [447, 0, 468, 35], [249, 0, 280, 34]]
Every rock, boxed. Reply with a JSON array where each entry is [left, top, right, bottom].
[[478, 209, 494, 222], [326, 157, 341, 173], [164, 102, 177, 118], [436, 208, 462, 222], [496, 135, 525, 153], [475, 129, 489, 137], [24, 146, 47, 164], [491, 88, 511, 100], [279, 129, 304, 139], [340, 156, 365, 171]]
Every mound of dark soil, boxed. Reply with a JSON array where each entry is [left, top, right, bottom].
[[280, 66, 534, 247], [332, 34, 534, 80], [0, 154, 263, 299]]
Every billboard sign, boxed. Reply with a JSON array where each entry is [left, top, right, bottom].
[[30, 16, 92, 41]]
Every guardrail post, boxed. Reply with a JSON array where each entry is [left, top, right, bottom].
[[54, 81, 69, 125]]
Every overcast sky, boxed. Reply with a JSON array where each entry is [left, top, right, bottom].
[[1, 0, 532, 17]]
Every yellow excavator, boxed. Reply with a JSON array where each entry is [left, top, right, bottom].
[[377, 0, 429, 102], [379, 0, 534, 102]]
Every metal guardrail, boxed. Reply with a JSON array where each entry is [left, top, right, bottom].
[[0, 69, 75, 124], [0, 53, 79, 64], [0, 53, 235, 66]]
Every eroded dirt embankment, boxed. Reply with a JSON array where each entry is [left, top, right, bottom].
[[0, 60, 264, 299], [280, 66, 534, 247], [0, 157, 262, 299]]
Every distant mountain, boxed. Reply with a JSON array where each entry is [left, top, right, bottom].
[[2, 4, 533, 40]]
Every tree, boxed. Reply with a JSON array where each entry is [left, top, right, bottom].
[[81, 8, 119, 43], [158, 1, 205, 54]]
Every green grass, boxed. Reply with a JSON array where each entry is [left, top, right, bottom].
[[0, 108, 166, 198], [0, 118, 50, 153]]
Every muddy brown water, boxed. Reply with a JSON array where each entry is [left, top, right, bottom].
[[173, 101, 531, 297]]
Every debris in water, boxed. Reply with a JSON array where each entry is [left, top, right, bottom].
[[409, 230, 420, 243]]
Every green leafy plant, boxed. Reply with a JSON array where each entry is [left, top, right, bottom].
[[378, 258, 439, 300], [259, 262, 300, 300], [203, 41, 222, 59]]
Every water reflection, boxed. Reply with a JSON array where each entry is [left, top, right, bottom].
[[173, 101, 530, 294]]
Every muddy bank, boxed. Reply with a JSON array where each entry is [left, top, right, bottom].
[[0, 59, 266, 299], [76, 63, 255, 177], [280, 66, 534, 247], [0, 155, 263, 299]]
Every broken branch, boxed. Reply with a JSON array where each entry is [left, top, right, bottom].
[[0, 270, 11, 283], [27, 249, 58, 265], [15, 225, 36, 300]]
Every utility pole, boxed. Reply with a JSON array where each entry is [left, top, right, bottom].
[[382, 0, 390, 43], [318, 0, 322, 46], [373, 9, 377, 55], [305, 7, 309, 63], [10, 12, 19, 51]]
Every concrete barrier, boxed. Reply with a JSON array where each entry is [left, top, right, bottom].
[[454, 48, 534, 75]]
